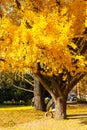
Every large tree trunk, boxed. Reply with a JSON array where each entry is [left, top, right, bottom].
[[34, 76, 46, 111], [54, 96, 67, 119], [35, 73, 85, 120]]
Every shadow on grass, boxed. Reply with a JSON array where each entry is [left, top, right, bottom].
[[80, 118, 87, 125], [68, 114, 87, 118], [67, 114, 87, 125]]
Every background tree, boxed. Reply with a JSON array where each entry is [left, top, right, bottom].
[[0, 71, 34, 104], [0, 0, 47, 110], [0, 0, 87, 119], [77, 76, 87, 98], [34, 75, 46, 111], [0, 70, 46, 109]]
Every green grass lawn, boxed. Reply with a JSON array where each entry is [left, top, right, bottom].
[[0, 104, 87, 130]]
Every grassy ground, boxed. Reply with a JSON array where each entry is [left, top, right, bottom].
[[0, 104, 87, 130]]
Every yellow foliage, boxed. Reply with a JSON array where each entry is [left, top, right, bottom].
[[85, 3, 87, 27], [69, 0, 86, 35], [0, 0, 87, 75]]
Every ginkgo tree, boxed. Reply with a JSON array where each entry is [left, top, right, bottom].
[[0, 0, 87, 119]]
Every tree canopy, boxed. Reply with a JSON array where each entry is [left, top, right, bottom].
[[0, 0, 87, 119], [0, 0, 87, 75]]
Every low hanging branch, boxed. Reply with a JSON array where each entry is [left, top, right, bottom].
[[12, 83, 34, 93], [16, 73, 34, 87], [5, 72, 34, 93]]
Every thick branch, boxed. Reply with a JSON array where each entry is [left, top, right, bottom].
[[50, 77, 63, 97], [63, 71, 71, 95], [35, 73, 57, 102], [69, 73, 86, 92]]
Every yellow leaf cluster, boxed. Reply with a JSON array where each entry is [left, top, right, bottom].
[[69, 0, 86, 35], [0, 0, 87, 76]]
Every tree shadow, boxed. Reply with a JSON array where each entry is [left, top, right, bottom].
[[67, 114, 87, 125], [81, 118, 87, 125]]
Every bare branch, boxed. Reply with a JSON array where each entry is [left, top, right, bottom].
[[16, 73, 34, 87], [12, 84, 34, 93]]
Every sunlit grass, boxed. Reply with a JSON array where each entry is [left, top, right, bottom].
[[0, 105, 33, 110], [0, 105, 44, 128], [0, 104, 87, 130]]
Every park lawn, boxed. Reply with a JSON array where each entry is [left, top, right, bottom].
[[0, 104, 87, 130]]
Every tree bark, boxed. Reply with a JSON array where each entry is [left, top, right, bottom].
[[34, 76, 46, 111], [54, 96, 67, 119], [35, 73, 86, 120]]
